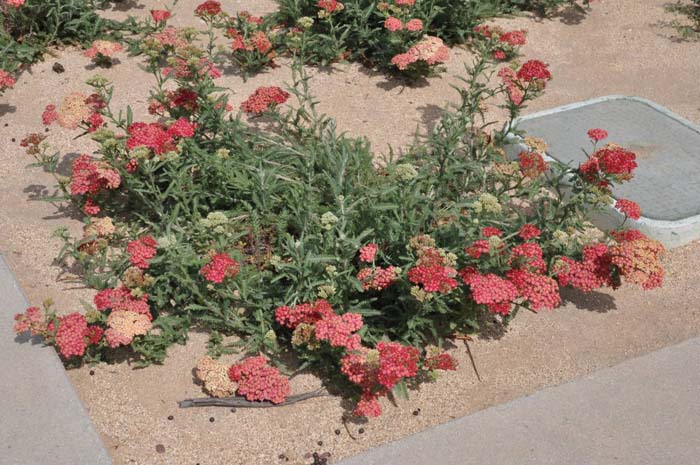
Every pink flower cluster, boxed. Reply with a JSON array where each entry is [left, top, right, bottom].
[[126, 118, 196, 154], [163, 57, 222, 79], [13, 306, 47, 336], [228, 356, 291, 403], [276, 300, 363, 351], [359, 243, 378, 262], [200, 253, 240, 283], [518, 224, 541, 240], [94, 286, 151, 316], [84, 40, 123, 59], [4, 0, 25, 8], [462, 271, 518, 315], [240, 86, 290, 114], [391, 36, 449, 71], [314, 313, 363, 350], [0, 69, 16, 91], [384, 17, 423, 32], [55, 313, 89, 358], [126, 236, 158, 269]]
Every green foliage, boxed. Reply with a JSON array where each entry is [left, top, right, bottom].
[[0, 0, 138, 73], [665, 0, 700, 39]]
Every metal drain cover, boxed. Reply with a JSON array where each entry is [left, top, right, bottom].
[[507, 96, 700, 248]]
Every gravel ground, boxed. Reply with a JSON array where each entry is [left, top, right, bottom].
[[1, 0, 700, 464]]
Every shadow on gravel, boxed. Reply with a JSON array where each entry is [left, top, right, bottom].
[[560, 287, 617, 313], [0, 103, 17, 118]]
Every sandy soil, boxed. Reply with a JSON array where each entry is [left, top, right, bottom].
[[1, 0, 700, 464]]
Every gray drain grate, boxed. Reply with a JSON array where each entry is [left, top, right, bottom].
[[507, 96, 700, 248]]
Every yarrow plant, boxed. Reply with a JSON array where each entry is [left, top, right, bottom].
[[15, 18, 662, 417]]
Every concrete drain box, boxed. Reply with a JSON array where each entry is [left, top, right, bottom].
[[506, 96, 700, 248]]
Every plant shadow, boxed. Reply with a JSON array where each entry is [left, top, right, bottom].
[[0, 103, 17, 118], [560, 287, 617, 313], [99, 0, 144, 12]]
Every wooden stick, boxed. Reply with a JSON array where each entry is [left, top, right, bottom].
[[178, 388, 329, 409]]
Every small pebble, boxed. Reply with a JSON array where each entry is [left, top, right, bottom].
[[358, 428, 365, 434], [155, 444, 165, 453], [278, 453, 286, 460], [11, 138, 15, 142], [317, 440, 323, 446], [167, 415, 174, 421], [89, 370, 95, 376], [52, 62, 65, 73], [209, 417, 215, 423], [45, 127, 49, 132], [334, 429, 341, 435], [3, 123, 8, 127], [230, 408, 236, 413], [412, 409, 420, 416]]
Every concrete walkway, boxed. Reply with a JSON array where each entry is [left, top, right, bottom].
[[0, 255, 113, 465], [339, 337, 700, 465]]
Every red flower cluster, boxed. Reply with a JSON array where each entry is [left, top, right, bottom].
[[615, 198, 641, 220], [579, 145, 638, 187], [240, 86, 290, 114], [275, 300, 335, 329], [587, 128, 608, 142], [150, 9, 171, 22], [481, 227, 503, 238], [200, 253, 240, 283], [70, 154, 121, 197], [407, 246, 458, 293], [341, 342, 420, 417], [556, 243, 614, 292], [357, 266, 400, 291], [194, 0, 221, 16], [127, 236, 158, 269], [424, 352, 458, 371], [466, 239, 491, 259], [518, 224, 541, 240], [516, 60, 552, 84], [228, 356, 291, 404], [508, 242, 546, 273], [499, 30, 527, 46], [317, 0, 340, 12], [518, 151, 548, 178]]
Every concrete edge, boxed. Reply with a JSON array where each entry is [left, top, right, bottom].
[[0, 254, 114, 465]]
